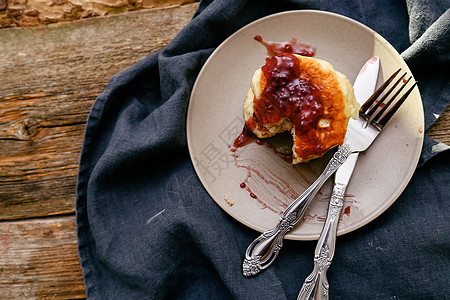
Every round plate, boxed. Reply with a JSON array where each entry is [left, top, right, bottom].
[[186, 10, 424, 240]]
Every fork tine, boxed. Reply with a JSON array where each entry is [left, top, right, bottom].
[[375, 81, 418, 128], [374, 75, 412, 120], [366, 72, 407, 118], [360, 68, 402, 115]]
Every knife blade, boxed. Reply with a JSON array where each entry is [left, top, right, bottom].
[[335, 56, 379, 186], [298, 57, 380, 300]]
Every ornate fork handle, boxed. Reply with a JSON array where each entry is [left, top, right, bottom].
[[297, 182, 346, 300], [242, 143, 352, 277]]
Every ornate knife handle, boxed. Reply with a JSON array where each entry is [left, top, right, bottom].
[[297, 183, 346, 300], [242, 143, 352, 277]]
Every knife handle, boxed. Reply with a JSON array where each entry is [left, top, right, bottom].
[[297, 183, 346, 300], [242, 143, 352, 277]]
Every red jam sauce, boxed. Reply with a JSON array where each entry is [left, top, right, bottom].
[[233, 125, 256, 148], [254, 35, 316, 58], [344, 206, 351, 216], [255, 53, 323, 134]]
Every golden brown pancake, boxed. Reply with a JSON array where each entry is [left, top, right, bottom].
[[243, 53, 358, 164]]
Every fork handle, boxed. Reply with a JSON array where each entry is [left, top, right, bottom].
[[297, 182, 346, 300], [242, 143, 352, 277]]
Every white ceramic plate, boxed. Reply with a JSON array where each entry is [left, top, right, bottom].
[[186, 10, 424, 240]]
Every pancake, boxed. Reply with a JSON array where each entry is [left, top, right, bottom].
[[243, 53, 359, 164]]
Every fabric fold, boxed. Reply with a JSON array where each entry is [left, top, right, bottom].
[[402, 8, 450, 65]]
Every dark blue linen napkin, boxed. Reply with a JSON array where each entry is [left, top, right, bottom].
[[76, 0, 450, 298]]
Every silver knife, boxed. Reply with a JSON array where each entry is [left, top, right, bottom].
[[298, 57, 380, 300]]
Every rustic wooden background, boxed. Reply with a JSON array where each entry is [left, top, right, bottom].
[[0, 0, 196, 28], [0, 0, 449, 298], [0, 1, 198, 298]]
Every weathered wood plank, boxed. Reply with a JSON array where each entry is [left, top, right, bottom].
[[0, 216, 86, 299], [0, 0, 198, 29], [426, 104, 450, 146], [0, 2, 199, 220]]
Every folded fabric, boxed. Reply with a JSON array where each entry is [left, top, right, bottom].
[[76, 0, 450, 298], [402, 1, 450, 164]]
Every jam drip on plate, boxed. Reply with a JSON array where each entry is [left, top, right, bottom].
[[254, 35, 316, 58], [233, 125, 256, 148]]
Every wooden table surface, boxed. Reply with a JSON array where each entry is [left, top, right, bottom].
[[0, 2, 449, 298]]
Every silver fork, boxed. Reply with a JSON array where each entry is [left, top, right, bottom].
[[242, 69, 417, 277], [297, 70, 417, 299]]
